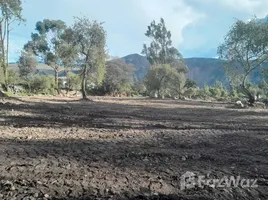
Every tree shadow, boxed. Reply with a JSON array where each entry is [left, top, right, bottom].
[[0, 98, 268, 199], [0, 98, 267, 131]]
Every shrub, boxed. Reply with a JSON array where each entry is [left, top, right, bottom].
[[30, 75, 56, 95], [66, 72, 80, 91]]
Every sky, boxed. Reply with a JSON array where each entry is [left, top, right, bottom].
[[8, 0, 268, 62]]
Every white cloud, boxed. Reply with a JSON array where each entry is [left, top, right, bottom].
[[7, 0, 268, 60], [136, 0, 205, 46], [217, 0, 268, 17]]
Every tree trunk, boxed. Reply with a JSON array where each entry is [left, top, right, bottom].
[[0, 30, 7, 91], [55, 68, 59, 94], [0, 20, 8, 91], [28, 82, 31, 93], [241, 75, 255, 105], [241, 84, 255, 105], [2, 63, 7, 91], [6, 22, 9, 74], [81, 65, 87, 100]]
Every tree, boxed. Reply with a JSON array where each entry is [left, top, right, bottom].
[[18, 51, 37, 78], [103, 59, 134, 95], [58, 28, 79, 70], [184, 79, 198, 89], [198, 84, 211, 99], [183, 79, 198, 99], [66, 72, 80, 92], [71, 17, 106, 100], [145, 64, 184, 98], [142, 18, 187, 73], [24, 19, 67, 92], [142, 18, 187, 98], [30, 75, 55, 95], [168, 70, 186, 98], [18, 51, 37, 91], [0, 0, 24, 90], [218, 17, 268, 104], [209, 81, 228, 99], [7, 69, 20, 89]]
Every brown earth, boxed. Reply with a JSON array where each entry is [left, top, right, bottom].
[[0, 96, 267, 200]]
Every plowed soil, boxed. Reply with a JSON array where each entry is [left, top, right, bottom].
[[0, 96, 267, 200]]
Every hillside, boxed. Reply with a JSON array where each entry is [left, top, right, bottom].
[[10, 54, 265, 87], [8, 55, 228, 87], [8, 63, 79, 77], [122, 54, 151, 81], [122, 54, 227, 87], [184, 57, 226, 86]]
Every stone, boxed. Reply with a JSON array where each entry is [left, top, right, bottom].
[[235, 101, 244, 108]]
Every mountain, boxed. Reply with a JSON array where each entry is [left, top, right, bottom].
[[122, 54, 151, 81], [122, 54, 227, 87], [10, 54, 265, 88], [184, 57, 227, 86]]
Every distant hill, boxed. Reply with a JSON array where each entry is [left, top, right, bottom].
[[8, 63, 79, 77], [122, 54, 151, 81], [122, 54, 227, 87], [184, 57, 227, 86], [8, 55, 229, 87], [9, 54, 266, 87]]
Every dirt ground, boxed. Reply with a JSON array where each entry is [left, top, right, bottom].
[[0, 96, 267, 200]]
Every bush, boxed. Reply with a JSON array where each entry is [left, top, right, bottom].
[[197, 84, 211, 99], [30, 75, 56, 95], [145, 64, 186, 98], [196, 81, 229, 100], [184, 87, 199, 99], [132, 81, 146, 96], [66, 72, 80, 91], [102, 59, 134, 96]]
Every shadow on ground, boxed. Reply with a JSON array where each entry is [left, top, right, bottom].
[[0, 97, 267, 199]]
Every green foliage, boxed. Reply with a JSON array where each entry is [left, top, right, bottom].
[[184, 87, 199, 99], [218, 17, 268, 103], [18, 51, 37, 79], [24, 19, 67, 91], [142, 18, 187, 98], [7, 69, 21, 87], [258, 80, 268, 97], [184, 79, 198, 89], [25, 19, 67, 62], [183, 79, 199, 99], [58, 28, 79, 69], [102, 59, 134, 95], [198, 84, 211, 99], [0, 0, 23, 20], [72, 16, 107, 99], [145, 64, 185, 98], [90, 56, 106, 87], [132, 81, 146, 96], [66, 72, 80, 91], [168, 71, 186, 97], [0, 67, 5, 85], [30, 75, 56, 95], [196, 81, 229, 100], [0, 0, 24, 90], [142, 18, 187, 73]]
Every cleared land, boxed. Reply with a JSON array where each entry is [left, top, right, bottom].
[[0, 97, 267, 200]]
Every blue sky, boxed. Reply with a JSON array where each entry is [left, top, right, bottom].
[[9, 0, 268, 62]]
